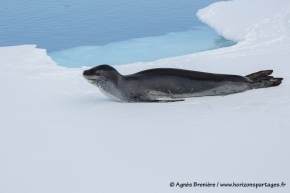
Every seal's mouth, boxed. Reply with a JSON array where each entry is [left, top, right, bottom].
[[83, 75, 97, 84], [83, 69, 100, 84]]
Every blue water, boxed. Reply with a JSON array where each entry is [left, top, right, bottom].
[[0, 0, 235, 67]]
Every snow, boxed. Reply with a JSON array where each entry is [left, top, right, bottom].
[[1, 0, 290, 192]]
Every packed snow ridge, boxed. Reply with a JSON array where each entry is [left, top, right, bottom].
[[0, 0, 289, 193]]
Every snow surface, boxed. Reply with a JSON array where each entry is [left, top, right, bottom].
[[1, 0, 290, 192]]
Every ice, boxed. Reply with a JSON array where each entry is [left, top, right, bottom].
[[0, 0, 290, 193], [49, 26, 235, 67]]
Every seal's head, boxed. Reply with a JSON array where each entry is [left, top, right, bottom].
[[83, 64, 124, 101], [83, 64, 120, 86]]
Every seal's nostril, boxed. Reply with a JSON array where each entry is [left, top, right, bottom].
[[83, 70, 89, 76]]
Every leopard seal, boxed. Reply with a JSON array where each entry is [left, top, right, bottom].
[[83, 64, 283, 102]]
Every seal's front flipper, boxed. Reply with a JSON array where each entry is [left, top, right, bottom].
[[149, 99, 185, 103]]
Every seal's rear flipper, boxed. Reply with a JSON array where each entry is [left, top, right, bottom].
[[246, 70, 283, 88], [149, 99, 185, 103], [259, 78, 283, 87], [246, 70, 273, 81]]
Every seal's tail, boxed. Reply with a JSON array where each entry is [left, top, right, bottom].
[[245, 70, 283, 88]]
